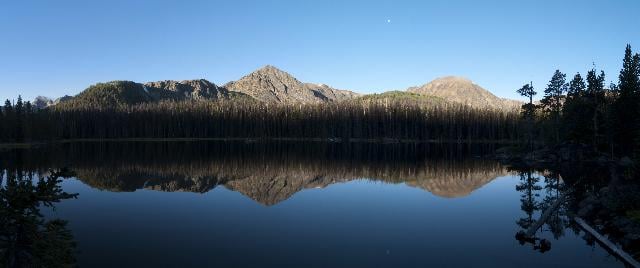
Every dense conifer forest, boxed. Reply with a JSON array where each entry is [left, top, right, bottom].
[[0, 92, 521, 143], [1, 45, 638, 152]]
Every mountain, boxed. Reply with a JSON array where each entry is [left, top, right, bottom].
[[69, 154, 508, 205], [73, 163, 507, 205], [404, 166, 506, 198], [144, 79, 236, 100], [224, 65, 359, 103], [350, 91, 447, 107], [66, 81, 153, 106], [33, 95, 73, 109], [55, 66, 356, 107], [50, 69, 520, 109], [407, 76, 521, 110], [33, 96, 54, 109], [59, 79, 251, 107], [54, 95, 73, 105]]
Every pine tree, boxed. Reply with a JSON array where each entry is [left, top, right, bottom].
[[634, 53, 640, 162], [540, 70, 567, 143], [562, 73, 590, 143], [15, 95, 24, 142], [613, 45, 640, 154], [3, 100, 12, 117], [586, 69, 606, 150], [517, 83, 537, 149], [517, 83, 537, 120], [567, 73, 586, 100], [3, 100, 14, 142]]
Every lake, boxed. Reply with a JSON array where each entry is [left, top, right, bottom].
[[0, 141, 624, 267]]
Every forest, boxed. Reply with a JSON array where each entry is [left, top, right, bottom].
[[0, 93, 521, 143], [0, 45, 639, 156], [516, 44, 640, 159]]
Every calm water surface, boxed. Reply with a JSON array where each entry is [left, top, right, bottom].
[[0, 142, 624, 267]]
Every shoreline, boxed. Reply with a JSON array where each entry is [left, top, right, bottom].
[[495, 144, 640, 264], [0, 137, 522, 149]]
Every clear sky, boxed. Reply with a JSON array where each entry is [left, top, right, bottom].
[[1, 0, 638, 102]]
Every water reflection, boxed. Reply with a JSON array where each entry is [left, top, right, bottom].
[[512, 167, 583, 254], [0, 142, 624, 267], [1, 141, 507, 205], [0, 168, 78, 267]]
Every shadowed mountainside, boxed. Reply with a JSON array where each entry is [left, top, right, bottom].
[[57, 80, 252, 108], [144, 79, 249, 101]]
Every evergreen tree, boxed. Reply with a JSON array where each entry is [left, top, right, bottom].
[[24, 101, 32, 114], [517, 83, 537, 149], [586, 69, 606, 150], [562, 73, 590, 143], [567, 73, 586, 100], [14, 96, 24, 143], [517, 83, 537, 120], [3, 100, 14, 142], [540, 70, 567, 143], [636, 52, 640, 160], [0, 103, 3, 143], [613, 44, 640, 154], [0, 168, 78, 267]]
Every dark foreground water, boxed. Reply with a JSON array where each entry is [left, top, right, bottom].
[[0, 141, 624, 267]]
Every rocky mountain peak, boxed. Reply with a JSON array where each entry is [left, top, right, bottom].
[[224, 66, 358, 103], [144, 79, 228, 100], [432, 76, 473, 84], [243, 65, 301, 86], [407, 76, 521, 110]]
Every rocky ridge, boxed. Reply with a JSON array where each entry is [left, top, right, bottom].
[[408, 76, 522, 110], [223, 65, 359, 103]]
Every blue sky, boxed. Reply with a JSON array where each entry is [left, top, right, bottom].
[[1, 0, 638, 102]]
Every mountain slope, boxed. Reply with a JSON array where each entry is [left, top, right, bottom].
[[224, 65, 359, 103], [144, 79, 231, 100], [58, 79, 253, 108], [407, 76, 521, 110], [350, 91, 448, 107], [65, 81, 153, 107], [51, 70, 521, 110]]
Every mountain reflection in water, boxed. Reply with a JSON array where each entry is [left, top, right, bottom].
[[2, 141, 507, 205], [0, 141, 625, 267]]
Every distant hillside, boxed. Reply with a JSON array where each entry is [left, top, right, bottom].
[[407, 76, 521, 110], [351, 91, 447, 107], [64, 81, 153, 107], [58, 80, 253, 108], [47, 69, 521, 110], [144, 79, 228, 100], [224, 65, 359, 103]]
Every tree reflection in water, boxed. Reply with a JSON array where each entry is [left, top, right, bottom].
[[513, 167, 576, 253], [0, 167, 78, 268]]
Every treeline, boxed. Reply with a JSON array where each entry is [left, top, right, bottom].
[[0, 96, 40, 143], [518, 44, 640, 157], [0, 97, 521, 142]]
